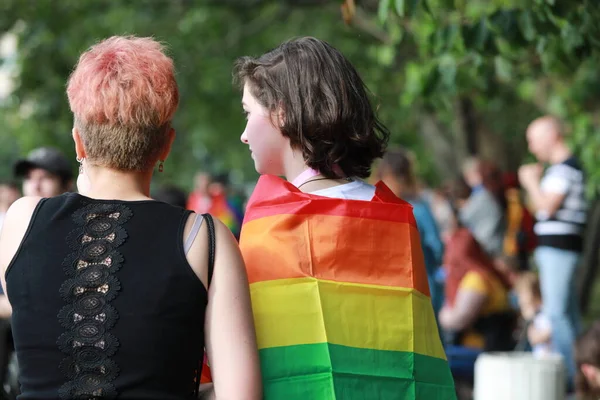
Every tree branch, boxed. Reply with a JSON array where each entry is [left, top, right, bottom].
[[347, 6, 392, 44], [223, 5, 291, 49], [197, 0, 330, 7]]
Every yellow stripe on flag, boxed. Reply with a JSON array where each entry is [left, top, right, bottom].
[[250, 277, 446, 360]]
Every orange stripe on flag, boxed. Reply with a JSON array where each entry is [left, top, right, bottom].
[[240, 213, 429, 295]]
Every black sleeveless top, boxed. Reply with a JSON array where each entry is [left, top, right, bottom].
[[5, 193, 208, 399]]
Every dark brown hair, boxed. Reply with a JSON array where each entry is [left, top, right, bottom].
[[575, 320, 600, 398], [447, 176, 472, 204], [234, 37, 389, 179], [479, 160, 507, 210], [444, 176, 472, 226]]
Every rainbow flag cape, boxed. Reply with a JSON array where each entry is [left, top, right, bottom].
[[240, 175, 456, 399]]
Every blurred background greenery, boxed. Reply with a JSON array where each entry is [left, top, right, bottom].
[[0, 0, 598, 194], [0, 0, 600, 347]]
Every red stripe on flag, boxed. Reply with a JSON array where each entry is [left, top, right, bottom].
[[243, 175, 417, 227]]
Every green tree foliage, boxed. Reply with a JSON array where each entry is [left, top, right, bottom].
[[376, 0, 600, 192], [0, 0, 599, 193], [0, 0, 429, 188]]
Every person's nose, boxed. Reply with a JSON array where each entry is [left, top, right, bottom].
[[240, 129, 248, 144]]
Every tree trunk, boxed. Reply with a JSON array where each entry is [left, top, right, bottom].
[[579, 196, 600, 314], [459, 96, 478, 156], [418, 113, 459, 181]]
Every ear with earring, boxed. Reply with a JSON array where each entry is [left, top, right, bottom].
[[76, 156, 91, 195], [76, 157, 84, 174], [158, 160, 164, 173]]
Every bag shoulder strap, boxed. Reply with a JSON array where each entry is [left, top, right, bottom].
[[184, 214, 205, 255], [202, 213, 216, 287], [194, 214, 216, 397]]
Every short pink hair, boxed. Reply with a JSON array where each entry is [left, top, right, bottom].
[[67, 36, 179, 171]]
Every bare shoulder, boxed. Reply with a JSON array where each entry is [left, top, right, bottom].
[[210, 216, 246, 278], [2, 196, 42, 233], [5, 196, 43, 217], [211, 216, 242, 252], [203, 216, 259, 398], [0, 196, 43, 274], [1, 196, 43, 237]]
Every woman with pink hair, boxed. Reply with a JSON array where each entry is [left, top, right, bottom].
[[0, 36, 261, 399]]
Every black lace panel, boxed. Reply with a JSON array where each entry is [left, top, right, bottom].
[[57, 203, 132, 399]]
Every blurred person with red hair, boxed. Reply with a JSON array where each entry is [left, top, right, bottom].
[[0, 36, 260, 399], [440, 178, 516, 392], [439, 178, 515, 351]]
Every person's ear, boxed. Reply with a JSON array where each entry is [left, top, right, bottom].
[[72, 128, 86, 159], [272, 105, 285, 129]]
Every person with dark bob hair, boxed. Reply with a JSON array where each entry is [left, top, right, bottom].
[[235, 36, 389, 182], [231, 37, 455, 399]]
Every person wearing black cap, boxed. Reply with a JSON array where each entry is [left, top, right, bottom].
[[1, 147, 72, 394], [13, 147, 73, 198]]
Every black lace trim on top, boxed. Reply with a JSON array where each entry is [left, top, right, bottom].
[[57, 203, 132, 399]]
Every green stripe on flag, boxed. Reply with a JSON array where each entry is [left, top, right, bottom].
[[260, 343, 456, 399]]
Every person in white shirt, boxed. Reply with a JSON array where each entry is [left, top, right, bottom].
[[519, 116, 586, 383]]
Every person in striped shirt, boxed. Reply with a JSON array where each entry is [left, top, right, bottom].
[[519, 115, 587, 386]]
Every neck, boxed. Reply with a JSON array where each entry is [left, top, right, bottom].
[[549, 143, 572, 165], [81, 164, 153, 201], [283, 149, 314, 183], [282, 149, 355, 192]]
